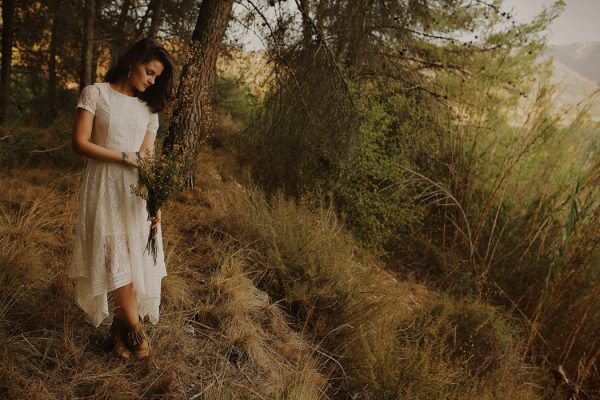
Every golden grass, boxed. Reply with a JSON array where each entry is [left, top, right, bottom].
[[0, 163, 328, 398], [0, 149, 549, 399], [198, 161, 545, 399]]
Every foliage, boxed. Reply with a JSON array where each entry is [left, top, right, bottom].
[[234, 41, 359, 199], [231, 0, 600, 393], [0, 128, 38, 167], [213, 74, 258, 124], [332, 81, 433, 248], [233, 0, 564, 252], [3, 0, 199, 126]]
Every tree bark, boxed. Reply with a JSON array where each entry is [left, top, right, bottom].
[[109, 0, 132, 67], [0, 0, 16, 124], [47, 0, 62, 123], [299, 0, 312, 46], [315, 0, 326, 30], [80, 0, 96, 89], [148, 0, 164, 37], [162, 0, 234, 189], [343, 0, 368, 68], [91, 0, 104, 81]]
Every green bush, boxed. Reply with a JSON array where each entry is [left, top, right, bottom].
[[234, 72, 443, 252], [333, 83, 437, 249], [213, 75, 257, 124], [7, 70, 78, 126], [0, 116, 84, 169]]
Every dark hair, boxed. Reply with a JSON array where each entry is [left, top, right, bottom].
[[105, 37, 176, 113]]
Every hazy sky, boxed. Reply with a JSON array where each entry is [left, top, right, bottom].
[[502, 0, 600, 45]]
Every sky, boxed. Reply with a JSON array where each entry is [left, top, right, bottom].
[[502, 0, 600, 45]]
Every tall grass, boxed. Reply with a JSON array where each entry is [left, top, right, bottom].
[[210, 183, 545, 398], [415, 59, 600, 393]]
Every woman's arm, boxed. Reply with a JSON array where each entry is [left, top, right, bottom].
[[72, 108, 139, 167], [138, 130, 156, 158]]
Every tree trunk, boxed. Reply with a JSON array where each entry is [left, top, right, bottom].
[[109, 0, 132, 67], [345, 0, 370, 68], [91, 36, 100, 82], [315, 0, 326, 30], [148, 0, 164, 37], [80, 0, 96, 89], [299, 0, 312, 46], [91, 0, 104, 81], [47, 0, 62, 123], [162, 0, 234, 189], [0, 0, 16, 124]]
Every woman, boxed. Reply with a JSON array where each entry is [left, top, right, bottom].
[[69, 37, 176, 360]]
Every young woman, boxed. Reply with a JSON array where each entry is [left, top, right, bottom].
[[69, 37, 176, 360]]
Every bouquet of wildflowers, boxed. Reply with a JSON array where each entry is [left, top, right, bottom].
[[130, 144, 184, 265]]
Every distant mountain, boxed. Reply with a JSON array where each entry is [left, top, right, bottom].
[[548, 42, 600, 83], [512, 55, 600, 125], [548, 57, 600, 121]]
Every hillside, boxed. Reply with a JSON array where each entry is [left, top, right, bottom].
[[0, 142, 446, 398], [4, 0, 600, 397], [549, 41, 600, 83], [0, 133, 553, 398], [548, 57, 600, 121]]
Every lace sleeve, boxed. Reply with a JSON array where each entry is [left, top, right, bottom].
[[147, 112, 159, 136], [76, 84, 100, 116]]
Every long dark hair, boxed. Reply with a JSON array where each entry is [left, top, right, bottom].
[[105, 37, 176, 113]]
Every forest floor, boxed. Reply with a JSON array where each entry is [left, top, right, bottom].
[[0, 150, 431, 399], [0, 145, 555, 399]]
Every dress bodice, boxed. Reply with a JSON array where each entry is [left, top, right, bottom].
[[76, 82, 159, 152]]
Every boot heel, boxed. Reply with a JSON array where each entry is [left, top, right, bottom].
[[127, 316, 151, 360]]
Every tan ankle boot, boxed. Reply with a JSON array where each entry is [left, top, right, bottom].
[[127, 316, 151, 360], [109, 316, 132, 360]]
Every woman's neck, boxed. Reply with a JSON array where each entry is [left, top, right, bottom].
[[110, 80, 136, 97]]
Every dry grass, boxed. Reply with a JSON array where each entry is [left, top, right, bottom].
[[0, 147, 548, 399], [199, 157, 545, 399], [0, 162, 327, 399]]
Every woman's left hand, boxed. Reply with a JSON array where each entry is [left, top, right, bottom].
[[150, 209, 161, 229]]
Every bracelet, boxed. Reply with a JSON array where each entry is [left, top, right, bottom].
[[121, 151, 129, 165], [135, 151, 141, 161]]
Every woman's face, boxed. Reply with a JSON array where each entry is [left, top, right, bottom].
[[129, 59, 165, 92]]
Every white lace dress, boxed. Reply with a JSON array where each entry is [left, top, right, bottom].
[[69, 81, 167, 328]]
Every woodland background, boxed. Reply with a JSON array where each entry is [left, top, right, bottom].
[[2, 0, 600, 399]]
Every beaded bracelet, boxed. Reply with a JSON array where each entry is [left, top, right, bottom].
[[121, 151, 129, 165]]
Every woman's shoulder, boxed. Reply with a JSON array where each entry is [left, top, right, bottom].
[[80, 82, 97, 95], [94, 81, 110, 95], [76, 83, 113, 116], [80, 82, 109, 100]]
